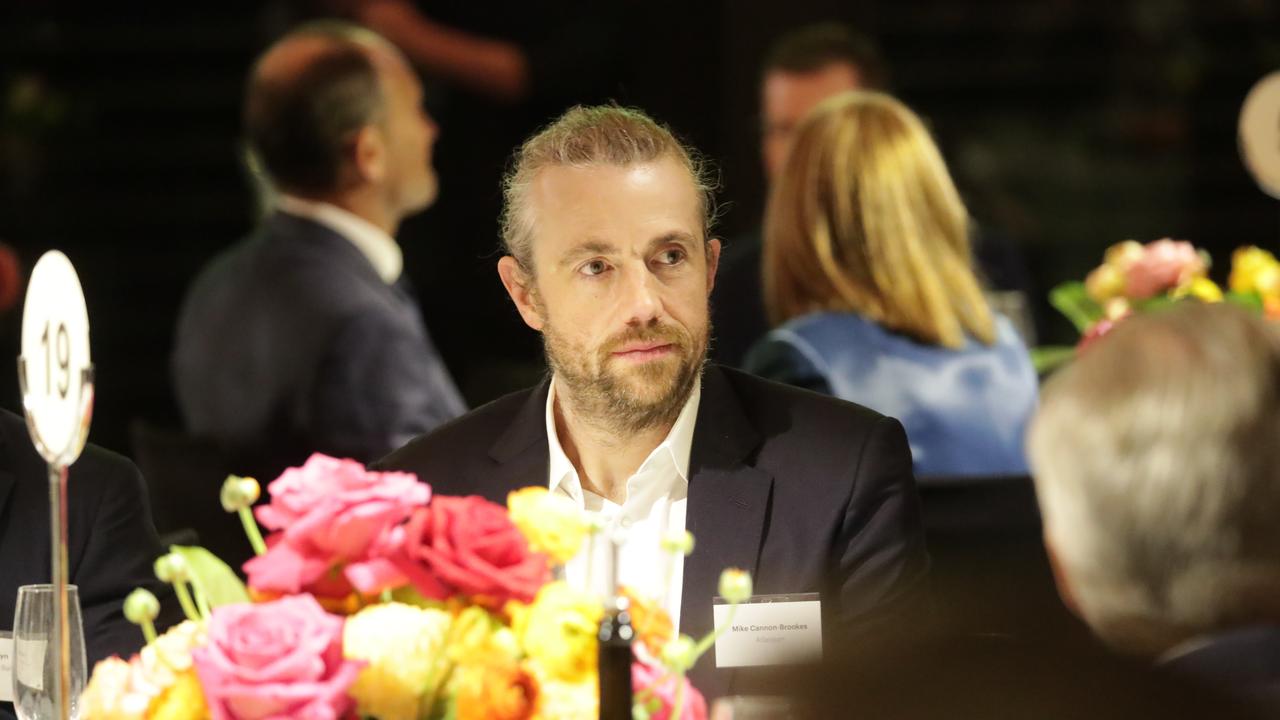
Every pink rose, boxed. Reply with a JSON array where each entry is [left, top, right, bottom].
[[1124, 239, 1205, 300], [192, 595, 362, 720], [632, 660, 708, 720], [243, 454, 430, 595], [383, 495, 550, 607]]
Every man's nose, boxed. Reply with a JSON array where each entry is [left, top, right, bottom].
[[620, 266, 662, 326]]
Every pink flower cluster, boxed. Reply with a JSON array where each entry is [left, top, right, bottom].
[[243, 454, 549, 607], [1123, 239, 1205, 300], [192, 595, 361, 720]]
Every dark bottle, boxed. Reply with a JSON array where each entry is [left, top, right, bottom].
[[598, 535, 634, 720]]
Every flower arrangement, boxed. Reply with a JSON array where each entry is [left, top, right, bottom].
[[1034, 239, 1280, 372], [81, 454, 753, 720]]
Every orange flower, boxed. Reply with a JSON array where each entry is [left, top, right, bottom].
[[453, 656, 539, 720], [622, 588, 674, 658]]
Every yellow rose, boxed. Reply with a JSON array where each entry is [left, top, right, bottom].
[[512, 582, 602, 683], [449, 605, 521, 668], [507, 487, 590, 564], [1104, 240, 1146, 271], [80, 656, 154, 720], [1229, 246, 1280, 295], [1084, 263, 1126, 303], [343, 602, 454, 720], [533, 676, 598, 720], [149, 670, 209, 720], [1172, 277, 1224, 303]]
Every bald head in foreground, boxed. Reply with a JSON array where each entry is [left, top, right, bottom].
[[1030, 302, 1280, 710]]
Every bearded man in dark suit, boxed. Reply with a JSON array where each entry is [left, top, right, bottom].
[[378, 104, 929, 700]]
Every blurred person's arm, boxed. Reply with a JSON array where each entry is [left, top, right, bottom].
[[742, 334, 833, 395], [350, 0, 530, 103]]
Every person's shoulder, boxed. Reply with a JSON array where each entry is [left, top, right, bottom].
[[377, 384, 542, 474], [715, 364, 887, 436], [0, 407, 143, 502]]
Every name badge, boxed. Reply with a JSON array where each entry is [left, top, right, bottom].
[[0, 633, 12, 702], [712, 593, 822, 668]]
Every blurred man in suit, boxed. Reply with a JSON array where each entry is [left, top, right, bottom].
[[379, 105, 929, 700], [1029, 302, 1280, 710], [174, 21, 465, 480]]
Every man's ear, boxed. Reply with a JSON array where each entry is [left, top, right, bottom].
[[497, 256, 544, 331], [705, 237, 722, 296], [352, 125, 387, 184]]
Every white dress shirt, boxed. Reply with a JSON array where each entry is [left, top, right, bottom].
[[276, 195, 403, 285], [546, 376, 701, 631]]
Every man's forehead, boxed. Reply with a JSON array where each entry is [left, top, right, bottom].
[[524, 159, 702, 252], [763, 62, 862, 110]]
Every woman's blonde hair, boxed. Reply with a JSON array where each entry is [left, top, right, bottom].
[[763, 91, 994, 348]]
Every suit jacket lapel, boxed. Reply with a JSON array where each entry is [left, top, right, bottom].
[[681, 367, 773, 698], [482, 377, 552, 500], [0, 413, 20, 520]]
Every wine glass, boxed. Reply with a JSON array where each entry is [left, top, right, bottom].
[[12, 584, 86, 720]]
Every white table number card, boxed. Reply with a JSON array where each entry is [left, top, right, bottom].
[[712, 592, 823, 668], [0, 631, 12, 702]]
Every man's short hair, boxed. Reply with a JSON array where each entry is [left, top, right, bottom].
[[500, 104, 718, 273], [243, 21, 392, 195], [1029, 302, 1280, 651], [763, 22, 887, 90]]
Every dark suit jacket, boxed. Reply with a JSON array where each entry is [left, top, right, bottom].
[[0, 409, 177, 669], [377, 365, 930, 699], [1162, 625, 1280, 712], [173, 211, 465, 480]]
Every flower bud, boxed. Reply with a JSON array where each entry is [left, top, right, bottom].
[[661, 634, 697, 673], [124, 588, 160, 626], [718, 568, 753, 605], [154, 553, 190, 584], [660, 530, 695, 556], [220, 475, 261, 513]]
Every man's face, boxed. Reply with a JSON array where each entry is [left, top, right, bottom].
[[502, 157, 721, 431], [375, 48, 439, 215], [761, 61, 862, 185]]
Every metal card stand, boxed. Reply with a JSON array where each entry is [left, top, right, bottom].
[[17, 356, 94, 720], [18, 251, 94, 720]]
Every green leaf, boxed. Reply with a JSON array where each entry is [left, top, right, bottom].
[[1048, 282, 1103, 334], [1130, 295, 1181, 313], [1225, 291, 1264, 311], [170, 545, 250, 609], [1030, 345, 1076, 376]]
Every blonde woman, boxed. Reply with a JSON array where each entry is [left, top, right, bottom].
[[745, 91, 1037, 477]]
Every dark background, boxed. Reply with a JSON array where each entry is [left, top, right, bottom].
[[1, 0, 1277, 457]]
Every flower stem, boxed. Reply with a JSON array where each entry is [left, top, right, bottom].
[[174, 582, 201, 622], [670, 672, 687, 720], [140, 619, 157, 646], [239, 507, 267, 556], [692, 603, 737, 661]]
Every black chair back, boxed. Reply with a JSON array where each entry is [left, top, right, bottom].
[[129, 420, 256, 573]]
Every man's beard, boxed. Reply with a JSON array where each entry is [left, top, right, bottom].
[[543, 315, 709, 436]]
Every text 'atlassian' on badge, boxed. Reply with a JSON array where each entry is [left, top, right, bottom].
[[0, 633, 13, 702], [712, 592, 822, 668]]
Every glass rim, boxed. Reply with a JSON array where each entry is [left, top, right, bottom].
[[16, 583, 80, 593]]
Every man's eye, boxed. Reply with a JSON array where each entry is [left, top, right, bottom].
[[657, 249, 687, 266], [580, 260, 609, 277]]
